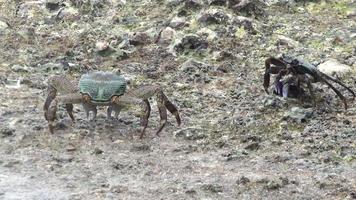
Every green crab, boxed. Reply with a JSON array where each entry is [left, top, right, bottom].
[[43, 71, 181, 138]]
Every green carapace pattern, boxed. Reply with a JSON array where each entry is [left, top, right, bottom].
[[79, 71, 127, 102]]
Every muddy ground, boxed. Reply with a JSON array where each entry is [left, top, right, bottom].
[[0, 0, 355, 199]]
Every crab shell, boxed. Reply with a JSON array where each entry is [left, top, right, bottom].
[[79, 71, 127, 103]]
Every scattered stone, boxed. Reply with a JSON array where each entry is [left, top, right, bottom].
[[52, 154, 74, 163], [93, 148, 104, 155], [66, 144, 77, 152], [157, 27, 176, 45], [174, 127, 207, 140], [184, 0, 203, 10], [179, 59, 214, 83], [283, 107, 313, 123], [11, 64, 32, 73], [39, 62, 66, 72], [169, 17, 188, 29], [264, 180, 282, 190], [244, 142, 260, 151], [198, 9, 229, 25], [276, 35, 299, 47], [201, 184, 223, 193], [317, 59, 351, 75], [131, 144, 151, 152], [3, 160, 21, 168], [96, 41, 110, 52], [208, 0, 227, 6], [0, 20, 9, 31], [236, 176, 250, 185], [0, 127, 15, 137], [173, 34, 208, 54], [45, 0, 64, 11], [129, 32, 151, 46]]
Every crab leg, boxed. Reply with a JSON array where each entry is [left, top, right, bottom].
[[45, 93, 83, 133], [264, 57, 287, 94], [319, 72, 355, 100], [112, 95, 150, 138]]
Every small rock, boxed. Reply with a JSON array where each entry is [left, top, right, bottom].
[[93, 148, 104, 155], [129, 32, 151, 46], [3, 160, 21, 168], [39, 62, 65, 72], [169, 17, 188, 29], [276, 35, 299, 47], [56, 7, 80, 21], [283, 107, 313, 123], [208, 0, 227, 6], [201, 184, 223, 193], [264, 180, 282, 190], [157, 27, 176, 45], [317, 59, 351, 75], [198, 9, 229, 25], [236, 176, 250, 185], [244, 142, 260, 151], [66, 144, 77, 152], [45, 0, 64, 11], [0, 20, 9, 31], [0, 127, 15, 137], [173, 34, 208, 54], [174, 127, 207, 140], [52, 154, 74, 163], [11, 64, 31, 73], [184, 0, 203, 9], [131, 144, 151, 152], [96, 41, 110, 52]]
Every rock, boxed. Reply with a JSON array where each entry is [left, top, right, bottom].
[[198, 9, 229, 25], [131, 144, 151, 152], [39, 62, 65, 72], [208, 0, 227, 6], [96, 41, 110, 52], [129, 32, 151, 46], [179, 59, 214, 83], [283, 107, 313, 123], [11, 64, 32, 73], [276, 35, 299, 48], [174, 127, 207, 140], [228, 0, 267, 16], [264, 180, 282, 190], [173, 34, 208, 54], [93, 148, 104, 155], [45, 0, 64, 11], [157, 27, 176, 45], [201, 184, 223, 193], [56, 7, 80, 21], [169, 17, 188, 29], [244, 142, 260, 151], [110, 0, 127, 7], [213, 51, 234, 61], [196, 28, 217, 41], [232, 16, 255, 33], [236, 176, 250, 185], [52, 154, 74, 163], [317, 59, 351, 75], [0, 20, 9, 32], [184, 0, 203, 10], [0, 127, 15, 137], [17, 1, 44, 19], [166, 0, 183, 7]]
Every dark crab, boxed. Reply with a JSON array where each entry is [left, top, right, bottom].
[[263, 54, 355, 109], [44, 71, 181, 138]]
